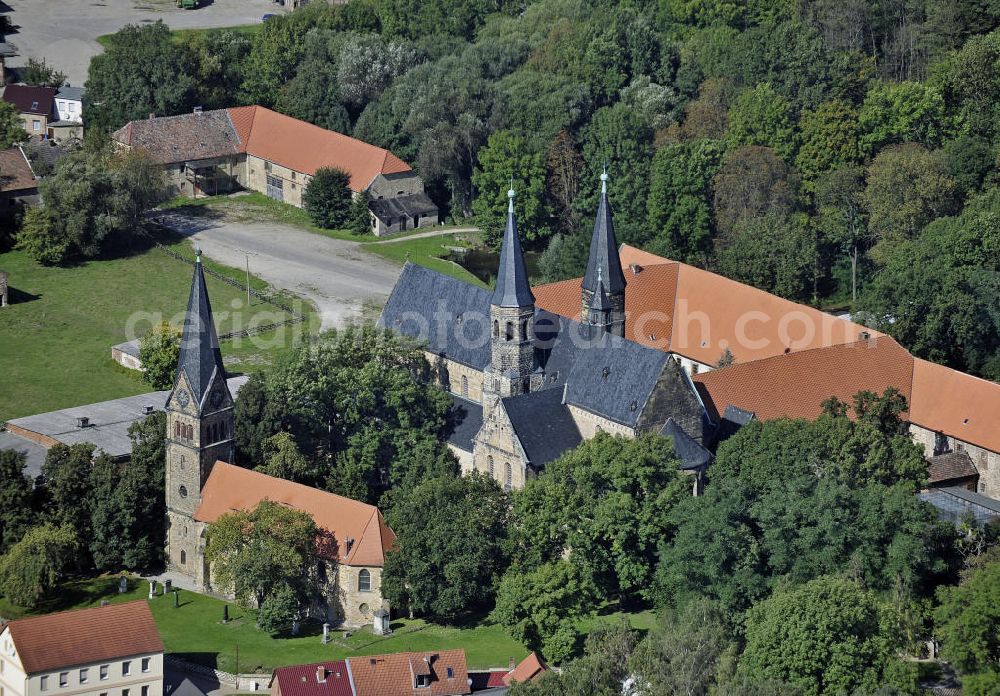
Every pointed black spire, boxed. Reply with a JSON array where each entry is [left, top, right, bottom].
[[174, 248, 227, 409], [492, 187, 535, 308], [582, 168, 626, 295]]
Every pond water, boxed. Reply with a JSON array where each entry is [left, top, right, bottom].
[[445, 247, 542, 286]]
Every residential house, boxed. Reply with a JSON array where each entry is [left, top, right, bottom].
[[271, 652, 471, 696], [163, 255, 395, 627], [111, 106, 437, 234], [2, 85, 56, 138], [0, 146, 37, 216], [49, 86, 84, 142], [0, 601, 164, 696]]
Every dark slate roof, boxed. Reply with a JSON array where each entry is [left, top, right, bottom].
[[589, 272, 612, 311], [446, 394, 482, 452], [369, 192, 438, 222], [55, 86, 84, 101], [659, 417, 713, 470], [927, 451, 979, 485], [167, 678, 207, 696], [582, 177, 626, 296], [381, 264, 681, 429], [492, 192, 535, 308], [173, 257, 229, 412], [2, 85, 55, 115], [378, 263, 493, 369], [111, 109, 242, 165], [503, 388, 582, 468], [0, 430, 47, 480], [20, 139, 69, 172]]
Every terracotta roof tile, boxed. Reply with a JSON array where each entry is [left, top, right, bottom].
[[195, 462, 395, 566], [926, 451, 978, 485], [0, 147, 36, 192], [693, 336, 914, 422], [502, 652, 547, 686], [271, 661, 353, 696], [4, 601, 163, 674], [227, 105, 257, 147], [229, 106, 411, 190], [911, 358, 1000, 454], [346, 650, 470, 696]]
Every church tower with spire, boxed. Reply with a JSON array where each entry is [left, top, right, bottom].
[[165, 249, 234, 583], [484, 187, 541, 411], [581, 170, 627, 336]]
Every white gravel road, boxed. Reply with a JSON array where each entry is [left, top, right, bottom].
[[4, 0, 280, 86], [154, 212, 404, 331]]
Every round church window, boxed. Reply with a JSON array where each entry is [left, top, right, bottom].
[[179, 485, 188, 498], [359, 603, 370, 616]]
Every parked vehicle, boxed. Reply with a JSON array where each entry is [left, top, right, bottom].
[[261, 13, 277, 22], [176, 0, 198, 8]]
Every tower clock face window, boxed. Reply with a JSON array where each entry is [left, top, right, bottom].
[[177, 388, 191, 408], [178, 485, 188, 498]]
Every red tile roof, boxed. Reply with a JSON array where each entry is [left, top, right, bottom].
[[4, 601, 163, 674], [226, 106, 411, 191], [502, 652, 547, 686], [195, 462, 396, 566], [534, 245, 1000, 457], [2, 85, 56, 115], [271, 662, 353, 696], [0, 147, 36, 192], [534, 246, 878, 365], [693, 336, 914, 422], [346, 650, 470, 696]]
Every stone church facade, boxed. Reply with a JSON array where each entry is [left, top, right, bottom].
[[380, 174, 714, 491], [164, 253, 394, 628]]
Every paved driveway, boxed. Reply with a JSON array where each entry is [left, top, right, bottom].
[[154, 212, 403, 331], [4, 0, 280, 86]]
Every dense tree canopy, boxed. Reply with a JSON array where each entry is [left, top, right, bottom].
[[382, 473, 510, 622]]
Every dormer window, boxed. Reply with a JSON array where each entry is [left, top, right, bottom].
[[415, 675, 431, 688], [31, 101, 38, 111]]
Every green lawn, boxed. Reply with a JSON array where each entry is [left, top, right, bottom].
[[361, 233, 486, 287], [0, 576, 654, 672], [0, 235, 317, 423]]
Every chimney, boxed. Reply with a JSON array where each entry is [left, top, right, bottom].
[[76, 416, 90, 429], [316, 666, 325, 683], [344, 537, 354, 554], [629, 263, 643, 275], [193, 106, 203, 114], [859, 331, 871, 341]]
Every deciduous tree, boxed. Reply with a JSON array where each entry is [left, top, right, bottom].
[[382, 473, 510, 622], [139, 322, 181, 390], [303, 167, 353, 229], [0, 450, 33, 554], [472, 130, 549, 248], [0, 525, 80, 608]]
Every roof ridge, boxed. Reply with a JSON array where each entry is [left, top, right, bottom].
[[209, 461, 380, 512]]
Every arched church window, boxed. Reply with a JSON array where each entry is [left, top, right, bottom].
[[358, 569, 372, 592], [504, 463, 512, 491], [174, 421, 180, 438], [187, 424, 193, 440], [505, 321, 513, 341], [487, 455, 494, 477], [180, 550, 186, 565], [520, 321, 527, 340], [462, 375, 469, 396], [493, 320, 499, 338]]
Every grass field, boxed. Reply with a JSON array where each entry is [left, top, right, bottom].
[[0, 576, 654, 672], [0, 234, 317, 423], [361, 233, 486, 287]]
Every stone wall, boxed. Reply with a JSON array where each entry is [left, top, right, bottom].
[[163, 156, 243, 199], [636, 357, 707, 443], [246, 155, 308, 207], [566, 404, 633, 440], [472, 401, 528, 490], [337, 564, 387, 628], [368, 173, 424, 200], [910, 424, 1000, 497], [427, 352, 486, 403], [165, 511, 207, 586]]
